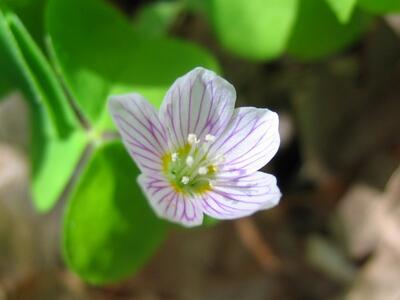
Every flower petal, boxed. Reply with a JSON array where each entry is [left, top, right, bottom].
[[159, 67, 236, 149], [201, 172, 281, 220], [109, 93, 169, 174], [138, 174, 204, 227], [211, 107, 280, 176]]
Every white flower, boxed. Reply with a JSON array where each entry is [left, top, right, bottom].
[[108, 67, 281, 227]]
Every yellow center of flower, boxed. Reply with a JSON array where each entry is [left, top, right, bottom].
[[162, 133, 223, 195]]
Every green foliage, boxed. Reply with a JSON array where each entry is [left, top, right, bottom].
[[358, 0, 400, 13], [208, 0, 299, 61], [134, 1, 183, 37], [30, 131, 87, 211], [1, 0, 47, 46], [47, 0, 218, 131], [205, 0, 373, 61], [0, 10, 85, 211], [6, 13, 84, 212], [287, 0, 371, 60], [7, 14, 78, 136], [0, 8, 23, 98], [325, 0, 358, 23], [2, 0, 218, 281], [63, 142, 167, 284], [0, 0, 216, 285]]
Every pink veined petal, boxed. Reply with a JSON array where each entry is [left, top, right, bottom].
[[138, 174, 204, 227], [210, 107, 280, 176], [201, 172, 281, 220], [108, 93, 169, 175], [159, 67, 236, 149]]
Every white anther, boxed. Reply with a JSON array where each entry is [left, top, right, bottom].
[[198, 166, 208, 175], [187, 133, 200, 144], [186, 156, 194, 167], [205, 134, 216, 142], [171, 152, 178, 162], [215, 154, 226, 164], [208, 180, 214, 188], [181, 176, 190, 185]]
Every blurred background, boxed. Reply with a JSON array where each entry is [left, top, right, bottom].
[[1, 0, 400, 299]]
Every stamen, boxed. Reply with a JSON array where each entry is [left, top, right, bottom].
[[198, 166, 208, 175], [208, 165, 218, 174], [205, 134, 216, 142], [186, 156, 194, 167], [214, 154, 225, 164], [166, 132, 222, 193], [181, 176, 190, 184], [171, 152, 178, 162], [187, 133, 200, 145]]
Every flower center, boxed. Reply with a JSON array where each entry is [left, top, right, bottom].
[[162, 133, 224, 195]]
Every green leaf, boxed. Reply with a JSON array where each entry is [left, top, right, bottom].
[[325, 0, 358, 23], [7, 14, 79, 136], [47, 0, 218, 132], [1, 0, 47, 46], [0, 7, 25, 98], [287, 0, 371, 60], [0, 10, 85, 211], [31, 130, 87, 212], [133, 1, 183, 37], [63, 142, 167, 284], [357, 0, 400, 13], [208, 0, 299, 61]]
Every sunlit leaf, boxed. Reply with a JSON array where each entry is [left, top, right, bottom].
[[325, 0, 358, 23], [63, 142, 167, 284], [0, 10, 85, 211], [208, 0, 299, 60], [47, 0, 218, 132], [287, 0, 371, 60], [133, 1, 183, 37], [30, 130, 86, 212], [7, 14, 78, 136]]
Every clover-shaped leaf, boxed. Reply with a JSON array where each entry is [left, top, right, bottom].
[[47, 0, 218, 132], [208, 0, 299, 61], [63, 142, 167, 284], [325, 0, 358, 23], [0, 9, 86, 211], [287, 0, 371, 60]]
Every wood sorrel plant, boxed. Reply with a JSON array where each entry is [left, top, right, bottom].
[[0, 0, 220, 284], [109, 67, 281, 227]]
